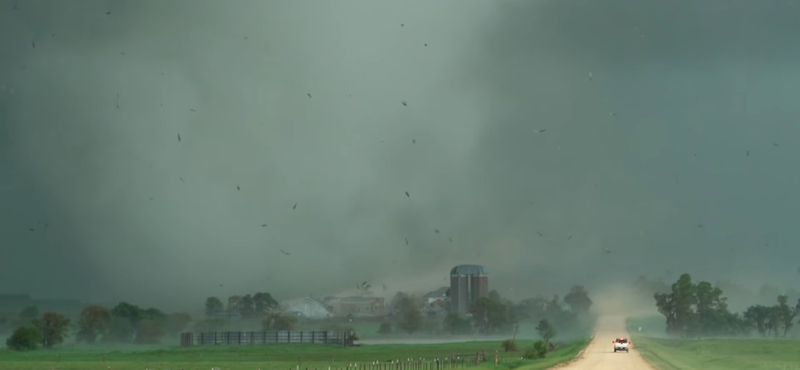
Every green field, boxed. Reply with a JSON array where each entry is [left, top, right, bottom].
[[0, 339, 589, 370], [627, 317, 800, 370]]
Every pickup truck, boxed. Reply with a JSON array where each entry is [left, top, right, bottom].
[[612, 337, 631, 352]]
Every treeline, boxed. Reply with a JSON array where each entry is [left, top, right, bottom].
[[4, 302, 192, 351], [650, 273, 800, 337], [382, 285, 594, 338]]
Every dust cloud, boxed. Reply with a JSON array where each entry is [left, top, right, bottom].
[[1, 0, 799, 311]]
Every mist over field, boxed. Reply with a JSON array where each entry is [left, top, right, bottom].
[[2, 0, 799, 311]]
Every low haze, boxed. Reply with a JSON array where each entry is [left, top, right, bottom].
[[1, 0, 799, 311]]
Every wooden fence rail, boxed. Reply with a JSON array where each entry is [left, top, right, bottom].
[[180, 331, 347, 346]]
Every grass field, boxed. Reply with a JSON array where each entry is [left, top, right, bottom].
[[0, 338, 590, 370], [627, 316, 800, 370]]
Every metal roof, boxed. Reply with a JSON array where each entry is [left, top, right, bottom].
[[450, 264, 487, 275]]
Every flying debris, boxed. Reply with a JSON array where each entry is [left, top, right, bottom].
[[179, 177, 185, 183], [588, 72, 593, 81], [536, 231, 543, 237], [602, 247, 611, 254], [401, 100, 408, 106], [746, 150, 750, 156], [190, 109, 196, 112], [412, 139, 416, 144], [237, 186, 240, 191], [434, 229, 440, 233], [177, 134, 181, 142], [280, 249, 291, 256], [449, 238, 453, 243], [404, 237, 408, 245], [28, 228, 34, 232], [116, 94, 120, 109], [567, 235, 573, 240], [405, 191, 410, 198], [292, 203, 297, 210], [535, 129, 547, 134], [261, 224, 267, 227], [307, 93, 312, 98]]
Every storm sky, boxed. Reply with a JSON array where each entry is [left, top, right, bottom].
[[1, 0, 799, 311]]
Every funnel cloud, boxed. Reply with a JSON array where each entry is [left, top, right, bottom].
[[1, 0, 799, 311]]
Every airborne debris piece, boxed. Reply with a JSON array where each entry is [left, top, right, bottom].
[[536, 231, 543, 237], [746, 150, 750, 156], [434, 229, 440, 233], [404, 237, 408, 245], [774, 143, 779, 147], [292, 203, 297, 210], [28, 228, 34, 232], [424, 43, 428, 47], [31, 41, 35, 48], [567, 235, 573, 240], [116, 94, 120, 109], [405, 191, 410, 198], [261, 224, 267, 227], [602, 247, 611, 254], [588, 72, 593, 81], [535, 129, 547, 134], [279, 249, 291, 256], [106, 11, 111, 15], [449, 238, 453, 243], [180, 177, 185, 183], [307, 93, 311, 98], [401, 100, 408, 106], [401, 23, 404, 27], [412, 139, 416, 144], [236, 186, 240, 191], [190, 109, 196, 112], [697, 224, 703, 228], [177, 134, 181, 142]]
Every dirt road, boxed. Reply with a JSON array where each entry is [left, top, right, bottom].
[[558, 315, 655, 370]]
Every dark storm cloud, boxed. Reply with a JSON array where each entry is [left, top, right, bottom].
[[468, 0, 800, 293], [1, 0, 799, 310]]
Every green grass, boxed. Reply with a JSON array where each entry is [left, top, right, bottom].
[[626, 317, 800, 370], [0, 339, 590, 370]]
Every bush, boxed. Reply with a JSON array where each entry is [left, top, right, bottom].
[[6, 326, 42, 351], [523, 340, 548, 359], [501, 339, 518, 352]]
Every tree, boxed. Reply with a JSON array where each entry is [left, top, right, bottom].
[[563, 285, 593, 314], [392, 292, 423, 334], [535, 319, 556, 345], [654, 273, 698, 337], [743, 305, 770, 337], [443, 313, 473, 335], [253, 292, 279, 315], [776, 295, 797, 337], [76, 305, 112, 343], [6, 326, 42, 351], [32, 312, 70, 348], [205, 297, 224, 316], [524, 340, 548, 359], [397, 306, 423, 334], [166, 312, 192, 334], [135, 319, 166, 344], [111, 302, 144, 326], [377, 321, 392, 335], [239, 294, 255, 317], [470, 296, 512, 334], [488, 290, 502, 302]]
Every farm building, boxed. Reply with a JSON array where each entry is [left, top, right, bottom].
[[283, 297, 334, 319], [327, 296, 385, 317], [423, 287, 450, 305]]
